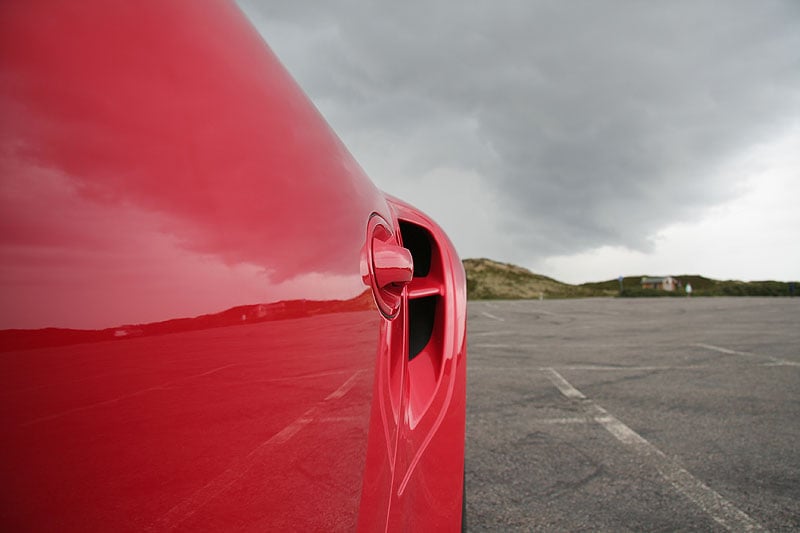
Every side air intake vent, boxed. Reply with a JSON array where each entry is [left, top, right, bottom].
[[408, 296, 437, 361], [399, 220, 440, 364], [398, 221, 432, 277], [397, 218, 445, 421], [391, 195, 466, 430]]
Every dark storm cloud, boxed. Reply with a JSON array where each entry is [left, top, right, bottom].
[[238, 0, 800, 260]]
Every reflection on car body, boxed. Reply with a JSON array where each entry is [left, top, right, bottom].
[[0, 1, 466, 531]]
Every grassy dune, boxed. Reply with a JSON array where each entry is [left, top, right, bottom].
[[463, 258, 609, 299], [463, 258, 796, 300]]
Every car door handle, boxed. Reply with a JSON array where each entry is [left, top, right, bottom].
[[372, 240, 413, 290]]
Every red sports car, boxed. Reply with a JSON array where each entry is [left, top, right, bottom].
[[0, 1, 467, 531]]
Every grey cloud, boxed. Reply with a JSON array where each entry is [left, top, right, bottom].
[[239, 0, 800, 261]]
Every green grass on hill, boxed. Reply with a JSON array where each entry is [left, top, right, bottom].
[[463, 258, 797, 300], [463, 258, 610, 299]]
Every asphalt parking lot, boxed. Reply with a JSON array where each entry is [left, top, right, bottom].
[[465, 297, 800, 532]]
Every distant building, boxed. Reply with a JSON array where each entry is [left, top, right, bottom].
[[641, 276, 679, 291]]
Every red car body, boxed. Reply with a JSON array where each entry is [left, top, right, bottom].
[[0, 2, 466, 531]]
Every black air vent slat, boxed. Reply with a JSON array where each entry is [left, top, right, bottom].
[[399, 221, 432, 277], [408, 296, 437, 360]]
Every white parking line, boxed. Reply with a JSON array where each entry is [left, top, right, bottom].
[[544, 368, 765, 532], [695, 343, 799, 367], [552, 364, 714, 371], [530, 309, 561, 316], [467, 365, 529, 372], [468, 364, 709, 373], [470, 330, 514, 337], [471, 343, 540, 349], [535, 417, 589, 425], [480, 311, 505, 322], [544, 368, 585, 399]]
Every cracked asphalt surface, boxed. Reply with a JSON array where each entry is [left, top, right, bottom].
[[465, 297, 800, 532]]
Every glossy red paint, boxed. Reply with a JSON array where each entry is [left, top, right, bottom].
[[388, 198, 468, 531], [366, 213, 414, 319], [0, 1, 465, 531]]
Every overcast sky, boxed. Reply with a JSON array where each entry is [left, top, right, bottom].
[[238, 0, 800, 283]]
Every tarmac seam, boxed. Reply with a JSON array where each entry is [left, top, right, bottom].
[[543, 367, 766, 533]]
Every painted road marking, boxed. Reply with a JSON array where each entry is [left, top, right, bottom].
[[149, 370, 364, 531], [535, 417, 590, 425], [544, 368, 585, 399], [480, 311, 505, 322], [544, 368, 765, 532], [471, 342, 540, 349], [467, 365, 531, 372], [470, 330, 514, 337], [550, 364, 714, 371], [530, 309, 561, 316], [695, 343, 799, 367], [466, 364, 765, 373], [502, 301, 567, 316]]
